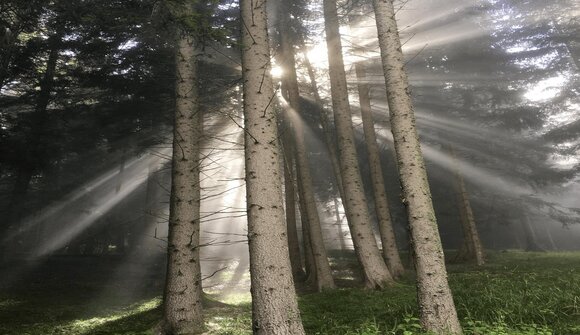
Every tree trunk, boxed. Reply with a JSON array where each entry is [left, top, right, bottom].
[[240, 0, 305, 333], [279, 5, 335, 291], [300, 45, 346, 202], [334, 196, 347, 250], [297, 174, 316, 287], [322, 0, 394, 289], [159, 21, 204, 335], [451, 147, 485, 266], [353, 53, 404, 278], [521, 210, 544, 252], [371, 0, 461, 333], [283, 149, 306, 281]]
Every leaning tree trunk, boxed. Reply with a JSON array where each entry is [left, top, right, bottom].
[[322, 0, 394, 289], [371, 0, 462, 333], [451, 147, 485, 266], [159, 20, 204, 335], [353, 54, 405, 278], [240, 0, 305, 333], [300, 45, 347, 207], [279, 4, 335, 291]]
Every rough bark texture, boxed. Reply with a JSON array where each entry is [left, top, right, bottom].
[[283, 150, 305, 281], [371, 0, 462, 333], [322, 0, 393, 289], [160, 27, 204, 335], [280, 6, 335, 291], [354, 60, 405, 278], [298, 179, 316, 286], [451, 148, 485, 266], [240, 0, 305, 333]]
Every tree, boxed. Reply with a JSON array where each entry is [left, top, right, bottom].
[[349, 9, 404, 277], [158, 1, 204, 334], [240, 0, 305, 333], [322, 0, 394, 288], [371, 0, 461, 333], [282, 149, 305, 281], [279, 0, 335, 291], [451, 147, 485, 266]]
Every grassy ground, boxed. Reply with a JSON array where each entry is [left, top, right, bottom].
[[1, 251, 579, 334]]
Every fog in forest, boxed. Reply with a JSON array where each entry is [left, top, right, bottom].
[[0, 0, 578, 331]]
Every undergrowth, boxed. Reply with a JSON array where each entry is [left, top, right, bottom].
[[0, 251, 579, 334]]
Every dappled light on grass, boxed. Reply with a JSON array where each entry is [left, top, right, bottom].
[[61, 298, 161, 335]]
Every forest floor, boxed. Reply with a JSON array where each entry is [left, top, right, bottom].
[[0, 250, 579, 334]]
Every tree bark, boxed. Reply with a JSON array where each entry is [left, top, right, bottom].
[[300, 45, 346, 202], [240, 0, 305, 333], [354, 56, 405, 278], [371, 0, 461, 333], [283, 148, 306, 281], [451, 147, 485, 266], [279, 4, 335, 291], [322, 0, 394, 289], [159, 20, 204, 335]]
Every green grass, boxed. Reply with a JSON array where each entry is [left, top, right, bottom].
[[1, 251, 579, 334]]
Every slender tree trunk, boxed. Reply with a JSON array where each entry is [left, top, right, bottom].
[[354, 55, 404, 278], [159, 22, 204, 335], [371, 0, 461, 333], [283, 149, 305, 281], [240, 0, 305, 333], [334, 196, 347, 250], [322, 0, 393, 289], [521, 211, 543, 252], [451, 148, 485, 266], [279, 5, 335, 291], [300, 46, 346, 201], [297, 174, 316, 287]]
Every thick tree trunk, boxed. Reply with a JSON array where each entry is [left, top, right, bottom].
[[354, 58, 405, 278], [240, 0, 305, 333], [159, 26, 204, 335], [371, 0, 461, 333], [279, 6, 335, 291], [322, 0, 394, 289]]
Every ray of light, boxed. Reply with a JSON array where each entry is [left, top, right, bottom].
[[31, 148, 171, 257], [374, 130, 532, 197]]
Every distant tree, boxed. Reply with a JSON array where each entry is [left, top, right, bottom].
[[240, 0, 305, 333], [371, 0, 461, 333], [451, 147, 485, 265], [322, 0, 394, 288]]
